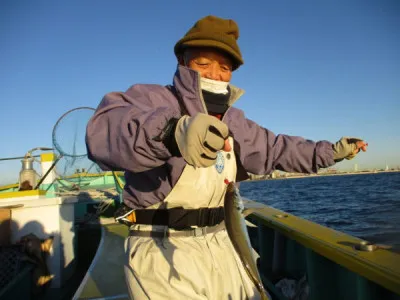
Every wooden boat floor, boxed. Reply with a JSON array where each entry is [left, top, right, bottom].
[[73, 223, 129, 300]]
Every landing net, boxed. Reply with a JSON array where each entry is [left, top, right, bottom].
[[52, 107, 103, 190]]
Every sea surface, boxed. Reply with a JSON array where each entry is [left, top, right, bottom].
[[240, 172, 400, 247]]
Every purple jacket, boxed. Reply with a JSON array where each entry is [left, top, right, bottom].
[[86, 65, 335, 209]]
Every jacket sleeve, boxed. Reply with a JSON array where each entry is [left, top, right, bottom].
[[85, 86, 180, 173], [228, 109, 335, 175]]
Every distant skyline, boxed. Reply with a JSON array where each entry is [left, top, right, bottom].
[[1, 1, 399, 184]]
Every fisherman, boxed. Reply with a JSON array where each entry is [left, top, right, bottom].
[[86, 15, 368, 300]]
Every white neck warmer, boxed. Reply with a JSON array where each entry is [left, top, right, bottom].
[[200, 77, 230, 94]]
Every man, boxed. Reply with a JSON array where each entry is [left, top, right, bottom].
[[86, 15, 367, 300]]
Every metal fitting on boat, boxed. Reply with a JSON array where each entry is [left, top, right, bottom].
[[18, 147, 54, 191], [274, 214, 289, 219], [19, 156, 38, 190], [355, 241, 377, 252], [354, 241, 392, 252]]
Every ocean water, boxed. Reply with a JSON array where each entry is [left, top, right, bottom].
[[240, 172, 400, 247]]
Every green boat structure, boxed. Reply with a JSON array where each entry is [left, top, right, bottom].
[[0, 149, 399, 300]]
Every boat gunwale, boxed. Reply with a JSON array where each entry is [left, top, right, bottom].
[[244, 200, 400, 296]]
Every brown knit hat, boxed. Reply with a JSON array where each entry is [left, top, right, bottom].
[[174, 15, 244, 70]]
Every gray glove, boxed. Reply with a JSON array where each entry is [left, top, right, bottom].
[[332, 137, 364, 162], [175, 113, 229, 167]]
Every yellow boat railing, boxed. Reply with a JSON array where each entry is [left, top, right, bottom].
[[244, 200, 400, 298]]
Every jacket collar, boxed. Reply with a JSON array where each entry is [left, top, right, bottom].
[[172, 65, 245, 116]]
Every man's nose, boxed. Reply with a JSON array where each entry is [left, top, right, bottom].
[[205, 64, 221, 80]]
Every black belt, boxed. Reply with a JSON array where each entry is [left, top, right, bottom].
[[129, 222, 225, 238], [117, 206, 225, 229]]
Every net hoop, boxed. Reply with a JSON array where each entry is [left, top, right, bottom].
[[52, 106, 95, 158]]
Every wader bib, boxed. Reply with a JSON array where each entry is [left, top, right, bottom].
[[124, 138, 262, 299]]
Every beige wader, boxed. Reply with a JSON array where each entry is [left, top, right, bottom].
[[124, 138, 261, 299]]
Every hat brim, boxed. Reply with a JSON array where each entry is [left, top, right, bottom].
[[177, 39, 243, 70]]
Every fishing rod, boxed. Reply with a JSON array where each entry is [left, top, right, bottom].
[[0, 155, 41, 161]]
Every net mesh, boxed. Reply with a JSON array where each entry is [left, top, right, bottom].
[[50, 106, 125, 223], [0, 245, 24, 290], [52, 107, 103, 191]]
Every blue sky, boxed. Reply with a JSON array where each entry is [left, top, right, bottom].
[[0, 1, 399, 184]]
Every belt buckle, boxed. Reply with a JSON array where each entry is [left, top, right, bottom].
[[193, 227, 206, 237]]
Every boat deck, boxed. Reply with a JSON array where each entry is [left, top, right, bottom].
[[73, 223, 129, 300]]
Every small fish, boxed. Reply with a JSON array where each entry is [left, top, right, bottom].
[[224, 181, 270, 300]]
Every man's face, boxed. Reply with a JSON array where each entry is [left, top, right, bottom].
[[180, 48, 233, 82]]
